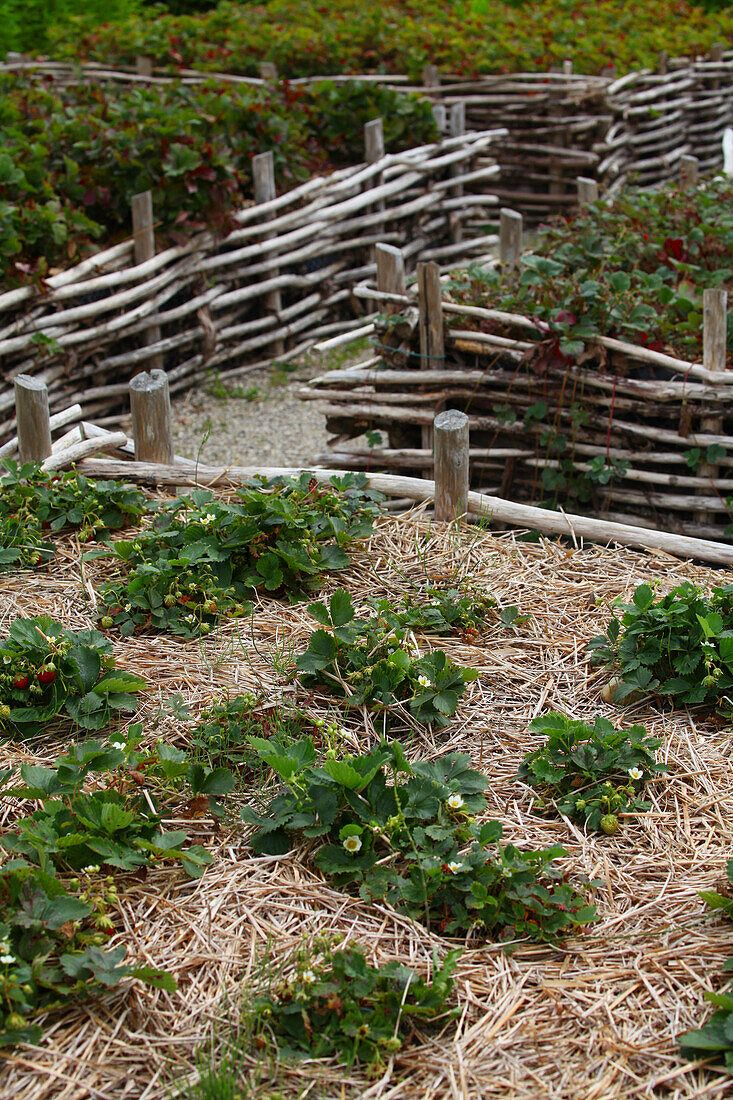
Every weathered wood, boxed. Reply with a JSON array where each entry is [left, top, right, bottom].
[[375, 244, 406, 312], [499, 208, 523, 270], [259, 61, 278, 82], [253, 150, 284, 356], [703, 288, 728, 373], [129, 369, 173, 464], [0, 403, 83, 460], [417, 261, 444, 464], [131, 190, 162, 366], [135, 56, 153, 79], [679, 154, 699, 189], [434, 409, 470, 521], [42, 432, 128, 472], [76, 458, 733, 567], [423, 64, 440, 89], [364, 118, 385, 164], [577, 176, 599, 208], [448, 103, 466, 243], [14, 375, 52, 464]]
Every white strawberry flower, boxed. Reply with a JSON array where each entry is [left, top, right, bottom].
[[628, 766, 643, 780], [446, 793, 464, 810], [446, 861, 464, 874], [343, 835, 362, 854], [302, 970, 316, 984], [418, 675, 432, 688]]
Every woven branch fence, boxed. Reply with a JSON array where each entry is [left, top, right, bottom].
[[4, 46, 732, 219], [0, 128, 504, 445], [303, 235, 733, 544]]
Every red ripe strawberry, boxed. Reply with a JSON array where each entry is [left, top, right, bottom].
[[13, 673, 29, 689], [37, 666, 56, 685]]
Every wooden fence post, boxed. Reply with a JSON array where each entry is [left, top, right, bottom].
[[562, 58, 573, 75], [449, 102, 466, 244], [422, 64, 440, 89], [14, 375, 52, 464], [577, 176, 599, 209], [129, 369, 173, 464], [499, 208, 523, 271], [679, 155, 699, 190], [657, 50, 668, 75], [376, 243, 406, 311], [136, 55, 153, 78], [253, 150, 284, 357], [697, 287, 729, 522], [434, 409, 469, 522], [131, 190, 162, 367], [432, 103, 447, 133], [418, 261, 444, 472], [259, 61, 278, 82]]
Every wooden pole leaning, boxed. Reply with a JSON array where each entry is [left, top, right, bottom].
[[577, 176, 599, 209], [499, 208, 523, 271], [253, 150, 284, 357], [434, 409, 469, 521], [417, 261, 444, 473], [131, 190, 162, 368], [129, 369, 173, 464], [14, 375, 52, 464]]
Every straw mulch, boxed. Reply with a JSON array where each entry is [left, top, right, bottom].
[[2, 509, 733, 1100]]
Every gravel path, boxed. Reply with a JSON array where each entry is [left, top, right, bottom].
[[170, 352, 363, 468]]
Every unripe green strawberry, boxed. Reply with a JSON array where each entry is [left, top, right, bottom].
[[5, 1013, 26, 1030], [100, 616, 114, 628], [575, 799, 586, 811], [600, 814, 619, 836], [164, 595, 176, 608], [199, 623, 211, 635]]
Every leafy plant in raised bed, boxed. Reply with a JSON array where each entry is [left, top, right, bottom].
[[363, 586, 526, 640], [450, 177, 733, 367], [517, 711, 667, 835], [250, 939, 459, 1069], [243, 737, 596, 942], [0, 863, 174, 1047], [0, 461, 148, 572], [188, 692, 310, 773], [588, 582, 733, 709], [295, 590, 478, 727], [0, 616, 146, 738], [0, 739, 214, 878], [97, 474, 381, 638], [678, 858, 733, 1071]]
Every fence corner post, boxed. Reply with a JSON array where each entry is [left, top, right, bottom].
[[129, 368, 173, 465], [434, 409, 469, 522]]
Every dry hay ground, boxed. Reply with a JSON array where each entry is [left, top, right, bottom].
[[1, 510, 733, 1100]]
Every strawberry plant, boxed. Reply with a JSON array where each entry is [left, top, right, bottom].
[[243, 737, 596, 942], [0, 616, 146, 738], [295, 589, 478, 727], [0, 739, 214, 878], [679, 858, 733, 1072], [97, 474, 381, 638], [188, 693, 311, 772], [0, 863, 174, 1047], [517, 711, 667, 834], [250, 940, 460, 1069], [363, 587, 525, 640], [587, 582, 733, 710], [0, 461, 148, 572]]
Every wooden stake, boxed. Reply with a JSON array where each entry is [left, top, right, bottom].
[[14, 375, 52, 464], [376, 244, 406, 312], [253, 150, 284, 357], [129, 369, 173, 464], [658, 49, 668, 75], [417, 261, 444, 470], [434, 409, 469, 521], [422, 64, 440, 88], [432, 103, 447, 132], [679, 155, 699, 190], [577, 176, 599, 209], [136, 55, 153, 78], [697, 287, 728, 521], [499, 208, 523, 271], [449, 103, 466, 244], [562, 59, 573, 75], [259, 61, 278, 82], [364, 118, 384, 164], [131, 190, 162, 367]]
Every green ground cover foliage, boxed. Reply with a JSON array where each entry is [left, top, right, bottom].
[[28, 0, 733, 80]]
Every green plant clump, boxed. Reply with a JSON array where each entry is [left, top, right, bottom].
[[0, 616, 146, 738], [679, 858, 733, 1072], [97, 474, 381, 638], [188, 692, 308, 772], [250, 940, 459, 1069], [588, 582, 733, 709], [0, 738, 215, 877], [518, 711, 667, 834], [0, 863, 174, 1047], [295, 589, 478, 728], [243, 737, 596, 942], [0, 461, 148, 572]]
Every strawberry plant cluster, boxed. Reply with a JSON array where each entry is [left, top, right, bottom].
[[0, 460, 147, 572], [243, 737, 596, 941], [295, 589, 478, 728], [250, 939, 459, 1070], [363, 587, 525, 639], [518, 711, 667, 835], [0, 863, 173, 1047], [0, 616, 146, 738], [0, 73, 435, 289], [42, 0, 733, 82], [188, 693, 311, 772], [588, 582, 733, 710], [96, 474, 381, 638], [450, 177, 733, 368], [679, 859, 733, 1071]]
